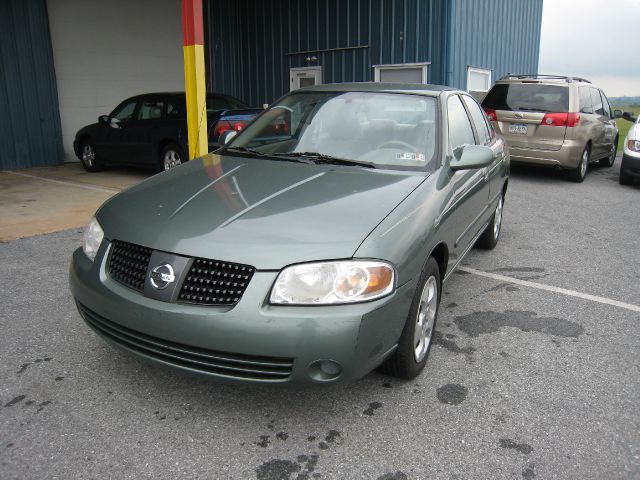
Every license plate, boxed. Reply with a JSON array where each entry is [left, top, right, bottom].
[[508, 123, 528, 135]]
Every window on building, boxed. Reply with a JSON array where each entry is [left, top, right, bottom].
[[467, 67, 492, 92], [373, 63, 429, 84]]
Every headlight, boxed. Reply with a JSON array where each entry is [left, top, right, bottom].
[[627, 139, 640, 152], [270, 260, 395, 305], [82, 217, 104, 261]]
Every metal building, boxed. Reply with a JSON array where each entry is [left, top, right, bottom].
[[205, 0, 543, 107], [0, 0, 542, 170]]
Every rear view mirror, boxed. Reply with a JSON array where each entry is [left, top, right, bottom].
[[450, 145, 494, 171], [613, 109, 623, 119], [98, 115, 109, 125]]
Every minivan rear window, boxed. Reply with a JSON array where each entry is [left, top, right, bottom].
[[482, 84, 569, 113]]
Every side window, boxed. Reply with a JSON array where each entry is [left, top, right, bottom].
[[461, 95, 492, 145], [166, 98, 184, 119], [110, 100, 137, 122], [579, 87, 593, 114], [599, 91, 611, 118], [590, 88, 604, 116], [137, 99, 165, 120], [448, 95, 476, 152]]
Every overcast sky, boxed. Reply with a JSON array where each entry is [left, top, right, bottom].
[[539, 0, 639, 97]]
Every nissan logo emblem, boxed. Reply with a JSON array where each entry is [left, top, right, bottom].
[[150, 264, 175, 290]]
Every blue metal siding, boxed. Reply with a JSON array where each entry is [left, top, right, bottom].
[[446, 0, 543, 90], [0, 0, 63, 170], [204, 0, 542, 105], [205, 0, 443, 107]]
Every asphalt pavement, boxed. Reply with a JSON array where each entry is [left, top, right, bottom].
[[1, 159, 638, 480]]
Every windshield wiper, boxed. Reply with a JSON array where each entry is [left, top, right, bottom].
[[223, 146, 269, 157], [274, 152, 375, 169]]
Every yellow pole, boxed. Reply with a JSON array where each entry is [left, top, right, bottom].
[[182, 0, 208, 159]]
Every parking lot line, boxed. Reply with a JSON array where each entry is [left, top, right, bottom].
[[459, 266, 640, 313], [4, 171, 120, 194]]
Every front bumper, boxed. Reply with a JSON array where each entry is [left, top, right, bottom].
[[621, 153, 640, 179], [69, 242, 415, 385], [507, 140, 583, 169]]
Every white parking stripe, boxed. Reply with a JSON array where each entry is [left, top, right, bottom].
[[4, 171, 120, 194], [459, 266, 640, 313]]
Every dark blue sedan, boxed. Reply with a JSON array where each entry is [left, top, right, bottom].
[[73, 92, 261, 172]]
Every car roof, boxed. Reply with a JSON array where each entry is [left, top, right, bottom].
[[299, 82, 456, 97]]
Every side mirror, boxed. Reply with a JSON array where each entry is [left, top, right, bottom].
[[108, 117, 121, 129], [613, 109, 623, 119], [219, 130, 238, 145], [98, 115, 109, 125], [450, 145, 494, 171], [622, 111, 638, 122]]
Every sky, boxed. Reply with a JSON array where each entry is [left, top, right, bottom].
[[538, 0, 639, 97]]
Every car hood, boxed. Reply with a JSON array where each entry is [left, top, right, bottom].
[[97, 154, 426, 269]]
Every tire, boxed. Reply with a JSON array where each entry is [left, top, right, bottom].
[[476, 193, 504, 250], [600, 140, 617, 167], [79, 140, 104, 172], [159, 143, 184, 171], [619, 170, 633, 186], [380, 257, 441, 379], [566, 145, 589, 183]]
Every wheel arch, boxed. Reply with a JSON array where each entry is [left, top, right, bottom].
[[429, 243, 449, 280]]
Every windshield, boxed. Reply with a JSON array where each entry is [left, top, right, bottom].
[[225, 91, 438, 171], [483, 83, 569, 112]]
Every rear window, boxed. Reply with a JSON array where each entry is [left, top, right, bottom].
[[482, 83, 569, 113]]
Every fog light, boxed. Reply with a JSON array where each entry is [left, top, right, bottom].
[[307, 359, 343, 382]]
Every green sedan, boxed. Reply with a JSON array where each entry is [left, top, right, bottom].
[[70, 83, 509, 385]]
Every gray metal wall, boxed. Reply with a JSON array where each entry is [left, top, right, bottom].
[[445, 0, 543, 89], [0, 0, 64, 170]]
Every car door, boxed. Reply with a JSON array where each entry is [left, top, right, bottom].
[[95, 98, 138, 163], [590, 87, 608, 158], [447, 94, 491, 262], [599, 90, 617, 156], [461, 94, 506, 202], [119, 95, 166, 165]]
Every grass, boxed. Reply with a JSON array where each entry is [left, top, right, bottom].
[[611, 104, 638, 151]]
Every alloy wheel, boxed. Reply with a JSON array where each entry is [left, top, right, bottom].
[[163, 150, 182, 170], [82, 144, 95, 167], [493, 195, 503, 240], [414, 275, 438, 362]]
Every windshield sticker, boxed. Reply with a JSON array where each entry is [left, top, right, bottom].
[[396, 152, 426, 163]]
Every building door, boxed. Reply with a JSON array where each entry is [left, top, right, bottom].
[[290, 67, 322, 91]]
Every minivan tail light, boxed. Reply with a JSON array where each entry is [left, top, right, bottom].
[[540, 113, 580, 127], [484, 108, 497, 121]]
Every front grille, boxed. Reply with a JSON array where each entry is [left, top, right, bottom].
[[108, 240, 152, 291], [77, 302, 293, 381], [178, 257, 255, 306]]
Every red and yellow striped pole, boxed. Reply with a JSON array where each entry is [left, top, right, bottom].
[[182, 0, 208, 159]]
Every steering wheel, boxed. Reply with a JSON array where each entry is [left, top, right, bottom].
[[377, 140, 416, 151]]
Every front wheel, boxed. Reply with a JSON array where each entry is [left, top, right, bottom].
[[159, 143, 184, 171], [380, 257, 441, 379], [476, 193, 504, 250], [79, 140, 104, 172], [566, 145, 589, 183]]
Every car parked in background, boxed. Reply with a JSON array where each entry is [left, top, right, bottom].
[[73, 92, 261, 172], [482, 74, 621, 182], [70, 83, 509, 385], [620, 111, 640, 185]]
